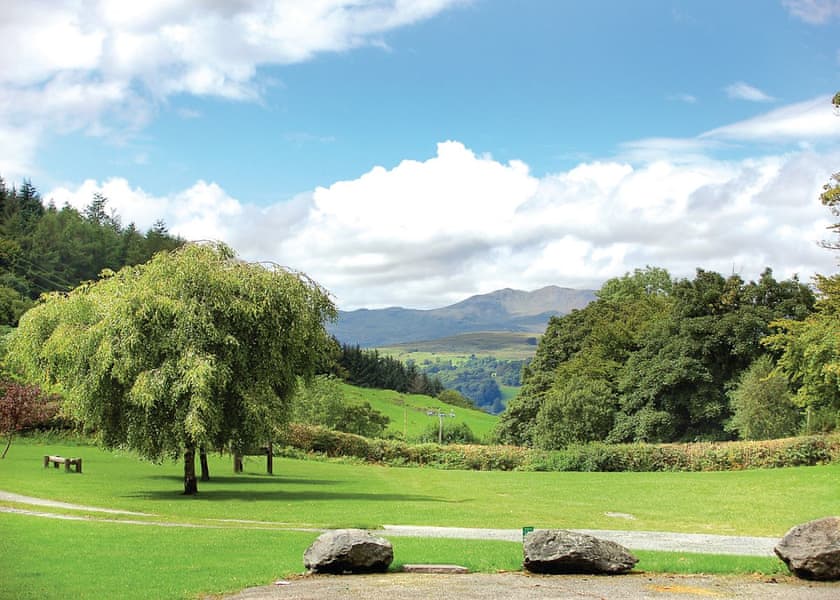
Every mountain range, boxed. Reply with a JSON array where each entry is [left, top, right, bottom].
[[329, 286, 596, 347]]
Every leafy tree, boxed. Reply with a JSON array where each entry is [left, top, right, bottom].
[[437, 389, 475, 410], [765, 274, 840, 433], [7, 243, 335, 494], [292, 374, 390, 438], [417, 420, 477, 444], [0, 381, 58, 458], [533, 375, 615, 449], [497, 266, 814, 446], [726, 355, 800, 440]]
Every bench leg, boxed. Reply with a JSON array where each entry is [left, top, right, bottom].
[[76, 459, 82, 474]]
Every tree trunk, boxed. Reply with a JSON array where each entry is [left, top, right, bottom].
[[184, 447, 198, 495], [233, 453, 243, 473], [199, 447, 210, 481], [1, 434, 12, 459], [266, 442, 273, 475]]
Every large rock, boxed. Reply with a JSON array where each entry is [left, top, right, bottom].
[[523, 529, 638, 575], [775, 517, 840, 581], [304, 529, 394, 574]]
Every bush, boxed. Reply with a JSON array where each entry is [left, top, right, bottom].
[[416, 421, 477, 445], [277, 423, 840, 473]]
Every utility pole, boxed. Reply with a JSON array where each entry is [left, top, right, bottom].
[[427, 409, 456, 444]]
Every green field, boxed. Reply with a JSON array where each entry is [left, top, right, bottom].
[[3, 439, 833, 598], [3, 439, 838, 534], [341, 383, 498, 441]]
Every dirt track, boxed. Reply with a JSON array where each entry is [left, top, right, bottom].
[[220, 572, 840, 600]]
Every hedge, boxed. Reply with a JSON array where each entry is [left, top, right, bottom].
[[276, 424, 840, 472]]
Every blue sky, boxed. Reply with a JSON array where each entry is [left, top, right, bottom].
[[2, 1, 840, 309]]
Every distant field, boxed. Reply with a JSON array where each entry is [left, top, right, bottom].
[[379, 331, 540, 361], [340, 383, 499, 441]]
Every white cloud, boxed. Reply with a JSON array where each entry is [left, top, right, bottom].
[[48, 139, 839, 310], [783, 0, 840, 23], [0, 0, 464, 171], [725, 82, 776, 103], [702, 95, 840, 141]]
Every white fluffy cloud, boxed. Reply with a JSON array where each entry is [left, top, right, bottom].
[[47, 135, 840, 310], [0, 0, 464, 180]]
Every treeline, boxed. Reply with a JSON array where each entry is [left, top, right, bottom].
[[336, 344, 444, 396], [496, 267, 820, 449], [0, 177, 183, 326]]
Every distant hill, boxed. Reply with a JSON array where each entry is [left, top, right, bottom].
[[329, 285, 596, 347]]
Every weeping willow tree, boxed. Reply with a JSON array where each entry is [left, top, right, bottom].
[[8, 242, 335, 494]]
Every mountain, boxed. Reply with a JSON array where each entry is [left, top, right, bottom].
[[329, 285, 596, 347]]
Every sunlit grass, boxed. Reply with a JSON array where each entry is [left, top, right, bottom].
[[3, 438, 837, 536]]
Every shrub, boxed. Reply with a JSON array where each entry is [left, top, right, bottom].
[[276, 423, 840, 473]]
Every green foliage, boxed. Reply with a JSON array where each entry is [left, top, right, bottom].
[[726, 355, 800, 440], [417, 420, 478, 444], [437, 388, 475, 409], [499, 267, 816, 447], [0, 177, 182, 326], [765, 274, 840, 433], [292, 375, 390, 437], [279, 422, 840, 473], [534, 376, 615, 449], [337, 344, 443, 396], [6, 243, 335, 492]]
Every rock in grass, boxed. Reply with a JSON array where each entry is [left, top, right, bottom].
[[775, 517, 840, 581], [523, 529, 638, 575], [304, 529, 393, 574]]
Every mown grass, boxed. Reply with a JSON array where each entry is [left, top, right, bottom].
[[3, 439, 838, 536], [340, 383, 498, 441], [2, 437, 821, 599], [0, 512, 789, 600]]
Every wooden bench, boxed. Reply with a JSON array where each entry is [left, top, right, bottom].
[[43, 455, 82, 473]]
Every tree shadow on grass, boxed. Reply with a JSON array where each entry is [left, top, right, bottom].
[[126, 488, 453, 503], [145, 474, 339, 486]]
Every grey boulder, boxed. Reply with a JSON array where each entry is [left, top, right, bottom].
[[304, 529, 394, 574], [775, 517, 840, 581], [523, 529, 638, 575]]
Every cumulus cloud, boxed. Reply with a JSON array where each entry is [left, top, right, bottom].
[[47, 138, 840, 310], [783, 0, 840, 23], [725, 82, 776, 103], [0, 0, 464, 180]]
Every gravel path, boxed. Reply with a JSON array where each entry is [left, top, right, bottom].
[[382, 525, 778, 557], [0, 489, 777, 556]]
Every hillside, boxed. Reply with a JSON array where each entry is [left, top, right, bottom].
[[341, 382, 498, 441], [329, 285, 595, 347]]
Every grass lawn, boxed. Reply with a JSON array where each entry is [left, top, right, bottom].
[[3, 439, 838, 535], [1, 437, 832, 598], [340, 383, 498, 441], [0, 512, 787, 600]]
